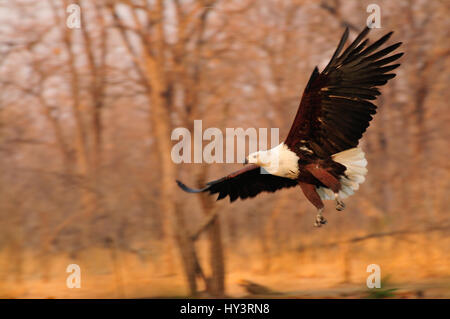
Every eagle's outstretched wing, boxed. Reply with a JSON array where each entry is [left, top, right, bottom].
[[176, 164, 298, 202], [284, 27, 403, 158]]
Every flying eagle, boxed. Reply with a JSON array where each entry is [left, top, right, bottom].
[[177, 26, 402, 227]]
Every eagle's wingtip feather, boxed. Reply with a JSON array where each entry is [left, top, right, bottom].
[[176, 179, 209, 193]]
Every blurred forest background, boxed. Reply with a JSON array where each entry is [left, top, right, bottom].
[[0, 0, 449, 298]]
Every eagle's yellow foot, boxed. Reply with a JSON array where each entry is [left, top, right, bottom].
[[314, 208, 327, 227]]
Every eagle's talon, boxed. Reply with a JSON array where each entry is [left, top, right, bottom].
[[314, 212, 327, 227], [336, 199, 345, 211]]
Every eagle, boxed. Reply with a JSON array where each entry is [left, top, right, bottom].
[[176, 26, 403, 227]]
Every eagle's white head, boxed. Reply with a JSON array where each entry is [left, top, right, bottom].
[[245, 143, 299, 179]]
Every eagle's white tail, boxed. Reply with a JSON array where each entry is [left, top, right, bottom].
[[316, 147, 368, 200]]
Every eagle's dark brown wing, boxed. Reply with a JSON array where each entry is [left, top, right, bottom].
[[284, 27, 403, 158], [177, 164, 298, 202]]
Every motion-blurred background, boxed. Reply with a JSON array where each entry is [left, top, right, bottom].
[[0, 0, 448, 298]]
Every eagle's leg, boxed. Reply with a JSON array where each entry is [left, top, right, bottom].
[[305, 164, 341, 192], [304, 164, 345, 214], [334, 193, 345, 211], [298, 182, 327, 227]]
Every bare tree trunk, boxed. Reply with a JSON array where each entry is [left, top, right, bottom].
[[107, 1, 202, 294], [51, 0, 94, 247], [263, 192, 288, 271], [198, 169, 225, 297], [174, 203, 199, 295]]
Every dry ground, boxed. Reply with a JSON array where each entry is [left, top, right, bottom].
[[0, 233, 449, 299]]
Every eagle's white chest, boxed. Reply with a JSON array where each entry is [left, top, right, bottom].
[[259, 143, 300, 179]]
